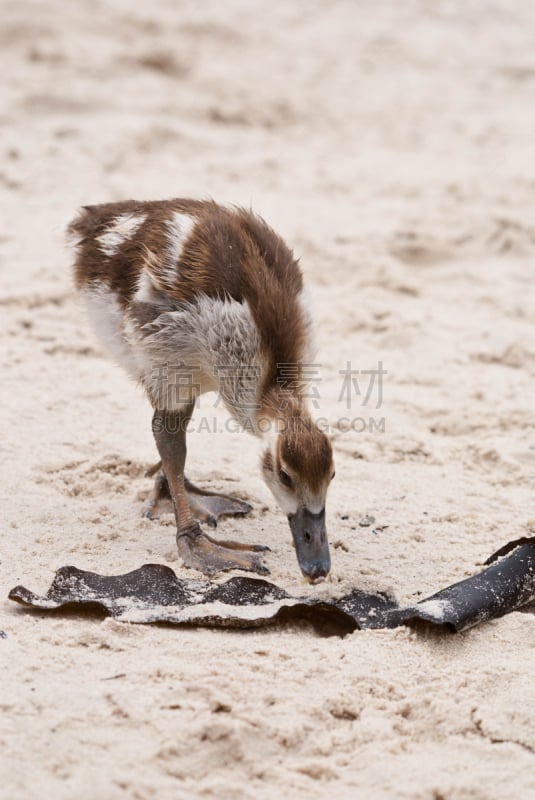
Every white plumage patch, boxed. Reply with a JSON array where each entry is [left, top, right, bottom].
[[80, 285, 139, 377], [164, 212, 195, 281], [96, 213, 146, 257], [134, 271, 161, 304]]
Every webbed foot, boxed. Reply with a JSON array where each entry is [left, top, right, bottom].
[[177, 522, 270, 576], [142, 464, 252, 526]]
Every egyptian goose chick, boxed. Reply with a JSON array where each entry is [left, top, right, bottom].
[[67, 199, 335, 579]]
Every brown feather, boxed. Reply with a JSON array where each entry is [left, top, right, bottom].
[[68, 198, 310, 404]]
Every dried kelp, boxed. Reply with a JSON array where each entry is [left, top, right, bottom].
[[8, 538, 535, 636]]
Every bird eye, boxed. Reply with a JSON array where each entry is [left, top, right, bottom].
[[279, 469, 293, 489]]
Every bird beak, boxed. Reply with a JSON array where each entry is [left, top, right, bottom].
[[288, 508, 331, 580]]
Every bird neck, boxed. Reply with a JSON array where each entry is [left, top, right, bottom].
[[254, 385, 311, 437]]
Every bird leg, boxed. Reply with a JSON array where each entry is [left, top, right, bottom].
[[151, 407, 269, 575]]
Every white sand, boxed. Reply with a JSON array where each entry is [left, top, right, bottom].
[[2, 1, 535, 797]]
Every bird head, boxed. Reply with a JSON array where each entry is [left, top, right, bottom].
[[261, 416, 335, 581]]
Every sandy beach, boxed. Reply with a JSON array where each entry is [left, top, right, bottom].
[[2, 1, 535, 797]]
